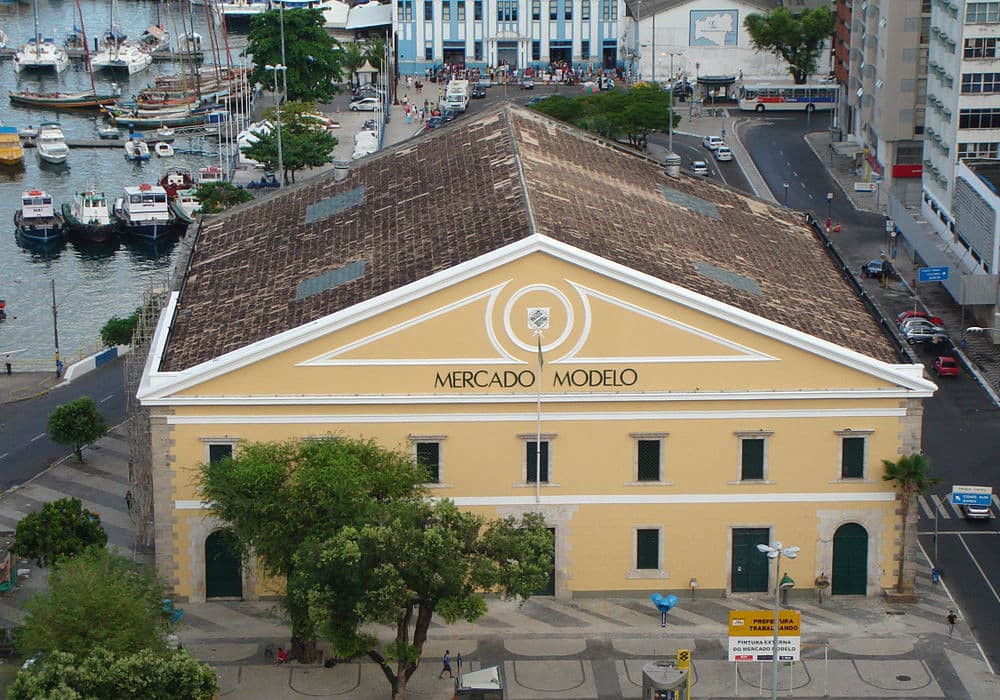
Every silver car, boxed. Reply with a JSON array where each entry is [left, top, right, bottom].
[[899, 318, 946, 334], [349, 97, 380, 111]]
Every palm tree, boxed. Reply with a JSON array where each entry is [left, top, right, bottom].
[[339, 41, 365, 88], [364, 38, 386, 72], [883, 454, 938, 594]]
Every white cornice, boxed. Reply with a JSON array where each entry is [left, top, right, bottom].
[[139, 234, 937, 403]]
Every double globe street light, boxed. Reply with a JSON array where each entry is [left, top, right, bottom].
[[757, 541, 799, 700]]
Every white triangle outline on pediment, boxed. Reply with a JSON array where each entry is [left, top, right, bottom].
[[300, 283, 522, 366], [299, 279, 775, 368], [550, 282, 775, 364]]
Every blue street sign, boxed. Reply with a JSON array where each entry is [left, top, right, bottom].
[[952, 492, 992, 506], [918, 266, 949, 282]]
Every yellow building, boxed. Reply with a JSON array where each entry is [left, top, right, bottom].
[[139, 106, 935, 603]]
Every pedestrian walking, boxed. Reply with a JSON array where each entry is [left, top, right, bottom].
[[438, 649, 453, 679], [947, 609, 957, 636], [125, 490, 135, 514]]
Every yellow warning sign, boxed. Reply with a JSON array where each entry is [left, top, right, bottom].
[[728, 610, 800, 636], [676, 649, 691, 669]]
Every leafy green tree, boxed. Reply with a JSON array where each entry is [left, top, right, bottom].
[[339, 41, 366, 88], [240, 102, 339, 184], [744, 7, 835, 84], [47, 397, 107, 463], [16, 548, 170, 658], [883, 454, 938, 594], [529, 94, 587, 123], [193, 181, 252, 214], [365, 37, 387, 72], [297, 501, 552, 700], [99, 310, 138, 347], [246, 9, 343, 102], [8, 648, 218, 700], [14, 497, 107, 567]]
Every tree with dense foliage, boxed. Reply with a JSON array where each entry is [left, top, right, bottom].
[[241, 101, 339, 184], [530, 84, 675, 150], [338, 41, 366, 87], [8, 648, 218, 700], [744, 7, 836, 84], [16, 548, 170, 658], [47, 397, 107, 463], [99, 309, 139, 347], [883, 454, 938, 593], [14, 497, 107, 567], [365, 37, 387, 72], [200, 434, 553, 700], [193, 181, 253, 214], [246, 9, 343, 102]]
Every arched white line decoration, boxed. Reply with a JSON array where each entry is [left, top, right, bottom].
[[555, 282, 593, 364], [502, 284, 574, 353]]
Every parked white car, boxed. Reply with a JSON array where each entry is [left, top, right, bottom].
[[691, 160, 709, 176], [702, 135, 724, 150], [714, 145, 733, 161]]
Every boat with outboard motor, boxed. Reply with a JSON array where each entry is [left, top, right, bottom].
[[15, 189, 64, 245], [61, 189, 116, 244], [114, 183, 188, 240], [36, 122, 69, 165]]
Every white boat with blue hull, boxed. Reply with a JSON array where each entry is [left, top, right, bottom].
[[114, 184, 188, 241], [15, 189, 64, 245]]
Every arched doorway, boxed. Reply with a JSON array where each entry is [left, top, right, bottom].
[[205, 529, 243, 599], [832, 523, 868, 595]]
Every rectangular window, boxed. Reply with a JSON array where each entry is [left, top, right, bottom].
[[959, 141, 1000, 158], [532, 40, 541, 60], [424, 0, 433, 20], [581, 40, 589, 58], [740, 438, 765, 480], [474, 0, 482, 20], [637, 440, 661, 481], [549, 0, 557, 20], [965, 37, 998, 58], [967, 2, 1000, 23], [841, 437, 866, 479], [532, 0, 540, 20], [602, 0, 610, 20], [474, 40, 482, 60], [960, 107, 1000, 128], [611, 0, 617, 19], [962, 72, 1000, 94], [442, 1, 451, 21], [416, 442, 441, 483], [581, 0, 589, 20], [425, 45, 433, 60], [208, 443, 233, 464], [526, 441, 549, 483], [457, 1, 465, 21], [636, 529, 660, 570], [564, 0, 572, 20]]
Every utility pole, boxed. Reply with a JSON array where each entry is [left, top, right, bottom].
[[50, 279, 61, 375]]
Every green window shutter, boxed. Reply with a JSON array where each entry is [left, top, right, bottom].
[[637, 440, 661, 481], [841, 437, 865, 478], [416, 442, 440, 483], [208, 444, 233, 464], [636, 529, 659, 570], [527, 441, 549, 483], [741, 439, 765, 480]]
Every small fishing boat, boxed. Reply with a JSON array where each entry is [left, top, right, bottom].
[[61, 189, 116, 244], [9, 89, 120, 110], [154, 125, 175, 142], [154, 141, 174, 157], [177, 31, 202, 53], [96, 118, 120, 139], [159, 169, 193, 199], [114, 183, 188, 240], [0, 29, 8, 49], [0, 126, 24, 166], [124, 134, 150, 161], [36, 122, 69, 164], [194, 165, 227, 186], [169, 188, 201, 224], [139, 25, 170, 53], [14, 189, 64, 245]]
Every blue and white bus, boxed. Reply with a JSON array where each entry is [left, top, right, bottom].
[[738, 83, 838, 112]]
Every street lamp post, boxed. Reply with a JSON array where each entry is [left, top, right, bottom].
[[661, 49, 683, 156], [783, 183, 789, 207], [265, 64, 286, 184], [278, 0, 287, 101], [757, 541, 799, 700], [826, 192, 834, 221], [967, 326, 1000, 344]]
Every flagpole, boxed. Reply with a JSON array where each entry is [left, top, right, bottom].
[[535, 331, 543, 505]]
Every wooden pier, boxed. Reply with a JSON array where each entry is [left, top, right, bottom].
[[0, 48, 206, 63]]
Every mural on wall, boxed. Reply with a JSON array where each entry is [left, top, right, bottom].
[[689, 10, 739, 47]]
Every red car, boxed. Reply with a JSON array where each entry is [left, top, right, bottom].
[[932, 356, 959, 377], [898, 310, 944, 327]]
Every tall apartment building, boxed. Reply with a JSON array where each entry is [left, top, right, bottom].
[[394, 0, 626, 74], [847, 0, 930, 203]]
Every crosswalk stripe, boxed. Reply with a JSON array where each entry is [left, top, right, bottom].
[[930, 495, 951, 519], [918, 496, 933, 518], [994, 494, 1000, 510]]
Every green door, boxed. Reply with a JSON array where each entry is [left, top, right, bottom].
[[731, 528, 770, 593], [205, 530, 243, 599], [832, 523, 868, 595], [533, 528, 556, 596]]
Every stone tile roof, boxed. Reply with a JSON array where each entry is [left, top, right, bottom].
[[159, 105, 898, 371]]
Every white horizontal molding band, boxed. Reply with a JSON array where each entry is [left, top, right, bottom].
[[174, 491, 895, 511], [166, 408, 907, 425], [143, 388, 926, 406]]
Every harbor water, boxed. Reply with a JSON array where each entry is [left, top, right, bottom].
[[0, 0, 251, 365]]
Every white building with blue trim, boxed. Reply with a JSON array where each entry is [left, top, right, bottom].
[[393, 0, 628, 74]]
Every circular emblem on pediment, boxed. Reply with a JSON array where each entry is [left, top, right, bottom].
[[502, 284, 574, 353]]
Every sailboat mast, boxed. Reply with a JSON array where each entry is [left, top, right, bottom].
[[76, 0, 95, 93], [32, 0, 40, 57]]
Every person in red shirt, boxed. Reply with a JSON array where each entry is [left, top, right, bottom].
[[274, 647, 288, 665]]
